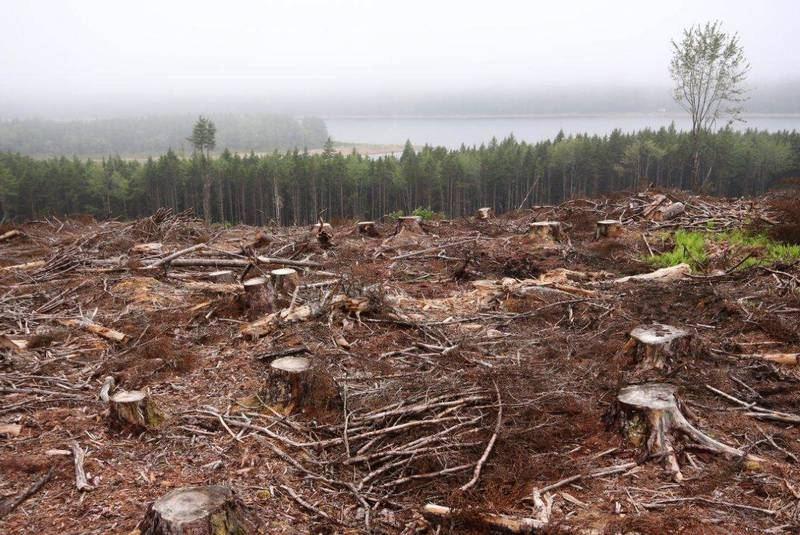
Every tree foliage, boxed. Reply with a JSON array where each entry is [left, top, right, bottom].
[[670, 21, 750, 189], [0, 126, 796, 225]]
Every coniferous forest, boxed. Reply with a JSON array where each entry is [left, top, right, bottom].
[[0, 125, 797, 225]]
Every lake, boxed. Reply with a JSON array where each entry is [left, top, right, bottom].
[[326, 114, 800, 149]]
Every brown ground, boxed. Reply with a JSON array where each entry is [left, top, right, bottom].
[[1, 192, 799, 534]]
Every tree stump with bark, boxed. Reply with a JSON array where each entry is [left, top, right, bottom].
[[270, 267, 300, 307], [613, 383, 760, 482], [356, 221, 379, 237], [397, 216, 423, 233], [312, 222, 334, 246], [528, 221, 561, 242], [109, 390, 165, 431], [242, 276, 273, 316], [595, 219, 622, 239], [207, 270, 236, 283], [139, 485, 258, 535], [265, 356, 313, 413], [476, 207, 494, 220], [624, 323, 691, 372]]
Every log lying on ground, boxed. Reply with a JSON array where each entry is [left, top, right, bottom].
[[595, 219, 622, 239], [157, 256, 322, 269], [0, 229, 23, 242], [614, 383, 762, 482], [242, 276, 273, 316], [653, 201, 686, 222], [356, 221, 379, 237], [424, 491, 552, 534], [129, 242, 163, 255], [109, 390, 165, 431], [528, 221, 561, 242], [476, 207, 494, 220], [743, 352, 800, 366], [613, 263, 691, 283], [265, 356, 313, 413], [139, 486, 258, 535], [624, 323, 691, 372], [58, 318, 127, 343]]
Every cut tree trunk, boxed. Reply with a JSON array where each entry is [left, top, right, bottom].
[[242, 276, 273, 316], [613, 263, 691, 283], [397, 216, 423, 234], [207, 270, 237, 283], [139, 485, 258, 535], [238, 231, 272, 255], [624, 323, 691, 372], [356, 221, 379, 237], [109, 390, 165, 431], [653, 202, 686, 222], [265, 356, 313, 413], [476, 207, 494, 220], [595, 219, 622, 239], [312, 222, 334, 246], [0, 229, 23, 242], [528, 221, 561, 242], [614, 383, 762, 482], [129, 243, 164, 255], [270, 267, 300, 308]]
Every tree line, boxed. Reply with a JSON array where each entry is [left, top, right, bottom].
[[0, 114, 328, 157], [0, 125, 798, 225]]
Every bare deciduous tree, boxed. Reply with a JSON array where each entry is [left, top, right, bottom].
[[670, 21, 749, 191]]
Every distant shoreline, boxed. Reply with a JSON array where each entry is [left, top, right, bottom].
[[320, 112, 800, 120]]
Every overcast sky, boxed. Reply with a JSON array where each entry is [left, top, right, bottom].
[[1, 0, 798, 115]]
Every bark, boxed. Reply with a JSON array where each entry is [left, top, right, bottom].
[[139, 486, 258, 535]]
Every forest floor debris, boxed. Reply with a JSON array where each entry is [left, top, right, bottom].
[[1, 191, 799, 534]]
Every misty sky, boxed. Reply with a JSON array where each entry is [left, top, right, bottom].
[[2, 0, 798, 115]]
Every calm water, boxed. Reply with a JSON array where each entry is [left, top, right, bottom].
[[326, 114, 800, 149]]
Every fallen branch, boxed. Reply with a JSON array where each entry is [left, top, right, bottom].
[[58, 318, 127, 343], [0, 465, 56, 518], [70, 441, 94, 491], [145, 243, 207, 268], [460, 381, 502, 492]]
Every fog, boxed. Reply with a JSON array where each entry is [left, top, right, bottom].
[[2, 0, 799, 118]]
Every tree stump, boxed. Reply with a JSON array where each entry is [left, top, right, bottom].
[[397, 216, 423, 234], [615, 383, 760, 482], [265, 356, 313, 413], [207, 270, 236, 283], [270, 268, 300, 308], [109, 390, 165, 431], [476, 207, 494, 220], [312, 222, 334, 246], [528, 221, 561, 242], [242, 276, 273, 316], [595, 219, 622, 240], [139, 485, 258, 535], [624, 323, 690, 372], [356, 221, 379, 237]]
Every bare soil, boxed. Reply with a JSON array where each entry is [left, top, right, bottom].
[[1, 192, 798, 534]]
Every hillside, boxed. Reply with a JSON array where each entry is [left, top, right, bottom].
[[1, 192, 799, 534]]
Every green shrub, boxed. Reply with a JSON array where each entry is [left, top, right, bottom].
[[649, 230, 707, 268], [386, 210, 404, 221], [647, 229, 800, 270], [411, 207, 442, 220]]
